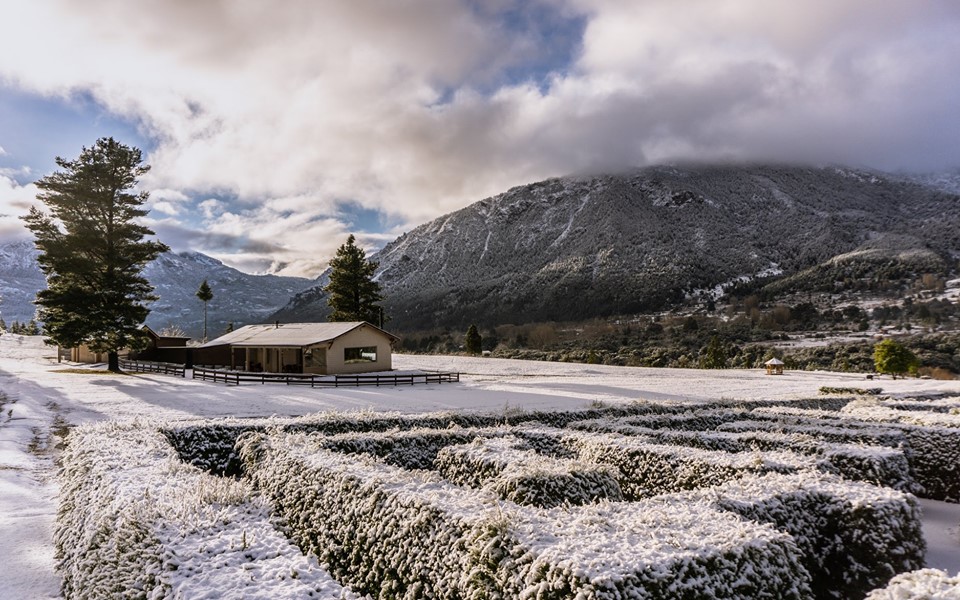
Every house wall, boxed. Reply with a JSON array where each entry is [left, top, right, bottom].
[[325, 326, 394, 374], [71, 345, 104, 363], [71, 344, 132, 363]]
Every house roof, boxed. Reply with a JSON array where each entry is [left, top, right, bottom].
[[197, 321, 397, 349], [764, 358, 785, 365]]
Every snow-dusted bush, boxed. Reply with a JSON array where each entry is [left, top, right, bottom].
[[238, 430, 813, 599], [680, 472, 926, 600], [57, 422, 360, 599], [619, 408, 752, 431], [435, 436, 622, 507], [751, 405, 960, 502], [573, 418, 915, 492], [558, 429, 817, 500], [717, 418, 907, 447], [318, 427, 496, 469], [864, 568, 960, 599], [163, 405, 667, 476]]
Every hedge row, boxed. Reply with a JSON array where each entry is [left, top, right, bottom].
[[864, 569, 960, 599], [434, 436, 623, 507], [162, 405, 669, 476], [679, 472, 926, 600], [570, 418, 916, 492], [549, 428, 818, 500], [160, 398, 852, 477], [56, 422, 360, 600], [750, 405, 960, 502], [238, 430, 814, 599]]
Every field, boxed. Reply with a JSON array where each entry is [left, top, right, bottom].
[[1, 334, 959, 598]]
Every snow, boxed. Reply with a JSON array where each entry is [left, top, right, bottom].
[[2, 333, 960, 598]]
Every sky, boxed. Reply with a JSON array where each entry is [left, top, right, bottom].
[[1, 1, 959, 278]]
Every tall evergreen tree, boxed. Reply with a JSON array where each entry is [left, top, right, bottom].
[[464, 324, 482, 354], [196, 279, 214, 341], [324, 234, 384, 324], [22, 137, 168, 372]]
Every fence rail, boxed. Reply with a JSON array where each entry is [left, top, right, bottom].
[[119, 358, 187, 377], [191, 366, 459, 387]]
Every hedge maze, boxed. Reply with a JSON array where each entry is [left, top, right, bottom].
[[57, 394, 960, 599]]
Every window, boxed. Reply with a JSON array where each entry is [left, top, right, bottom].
[[344, 346, 377, 363]]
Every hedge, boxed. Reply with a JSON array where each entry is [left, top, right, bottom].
[[680, 472, 926, 600], [238, 429, 814, 599], [864, 569, 960, 599], [553, 429, 818, 500], [56, 421, 360, 600], [434, 436, 622, 507], [571, 417, 916, 492], [750, 405, 960, 502]]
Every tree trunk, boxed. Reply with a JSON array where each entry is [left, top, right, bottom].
[[108, 351, 120, 372]]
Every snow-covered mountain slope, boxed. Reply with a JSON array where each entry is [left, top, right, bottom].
[[0, 244, 314, 339], [273, 164, 960, 330]]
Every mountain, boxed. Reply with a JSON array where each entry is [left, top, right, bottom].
[[272, 164, 960, 330], [0, 244, 314, 339], [0, 240, 48, 327]]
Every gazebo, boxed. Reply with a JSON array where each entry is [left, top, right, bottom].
[[764, 358, 785, 375]]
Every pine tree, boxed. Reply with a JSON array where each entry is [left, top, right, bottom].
[[0, 316, 6, 331], [699, 334, 728, 369], [196, 279, 214, 341], [22, 138, 168, 372], [325, 234, 385, 324], [464, 324, 482, 354]]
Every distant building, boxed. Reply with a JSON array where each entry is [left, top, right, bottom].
[[764, 358, 785, 375], [70, 326, 190, 364], [195, 321, 398, 374], [128, 326, 191, 364]]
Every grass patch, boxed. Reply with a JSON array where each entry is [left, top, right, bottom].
[[51, 368, 129, 375]]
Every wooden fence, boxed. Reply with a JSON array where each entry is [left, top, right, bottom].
[[119, 358, 187, 377], [191, 366, 459, 387]]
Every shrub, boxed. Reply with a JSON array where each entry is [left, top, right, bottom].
[[238, 430, 813, 599], [435, 436, 622, 507], [57, 422, 359, 599]]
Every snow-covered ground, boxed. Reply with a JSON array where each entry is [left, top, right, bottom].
[[1, 334, 959, 598]]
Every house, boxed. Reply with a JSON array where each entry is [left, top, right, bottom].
[[194, 321, 398, 374], [70, 326, 190, 364], [764, 358, 785, 375], [128, 326, 191, 364]]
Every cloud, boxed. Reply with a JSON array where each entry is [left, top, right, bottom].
[[0, 174, 40, 239], [0, 1, 958, 275]]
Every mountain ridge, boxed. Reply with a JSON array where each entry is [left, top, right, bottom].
[[273, 164, 960, 330]]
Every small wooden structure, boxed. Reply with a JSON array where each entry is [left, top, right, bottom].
[[764, 358, 785, 375], [195, 321, 398, 375]]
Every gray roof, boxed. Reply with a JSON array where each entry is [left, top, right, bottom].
[[198, 321, 396, 349], [764, 358, 785, 365]]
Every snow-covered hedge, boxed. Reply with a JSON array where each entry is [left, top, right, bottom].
[[57, 422, 360, 599], [572, 418, 915, 492], [864, 569, 960, 599], [238, 430, 814, 599], [434, 436, 622, 507], [679, 472, 926, 600], [554, 428, 818, 500], [162, 406, 665, 476], [751, 405, 960, 502]]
